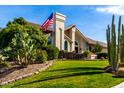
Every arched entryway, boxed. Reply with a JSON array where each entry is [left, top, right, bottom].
[[75, 41, 79, 53]]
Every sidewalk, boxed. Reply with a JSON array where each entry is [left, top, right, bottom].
[[112, 82, 124, 88]]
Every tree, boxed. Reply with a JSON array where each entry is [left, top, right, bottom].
[[91, 42, 102, 53], [0, 17, 48, 66], [0, 27, 2, 31], [0, 17, 48, 49]]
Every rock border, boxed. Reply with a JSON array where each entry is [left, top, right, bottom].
[[0, 60, 53, 86]]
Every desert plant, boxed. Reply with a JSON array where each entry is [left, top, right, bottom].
[[9, 32, 36, 67], [106, 15, 123, 72]]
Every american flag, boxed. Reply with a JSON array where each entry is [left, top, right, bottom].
[[41, 13, 54, 30]]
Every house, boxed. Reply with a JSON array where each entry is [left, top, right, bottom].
[[29, 12, 107, 53]]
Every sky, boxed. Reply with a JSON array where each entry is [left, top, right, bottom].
[[0, 5, 124, 42]]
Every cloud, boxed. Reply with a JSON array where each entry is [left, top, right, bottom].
[[96, 5, 124, 15]]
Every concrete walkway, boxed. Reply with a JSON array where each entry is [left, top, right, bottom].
[[112, 82, 124, 88]]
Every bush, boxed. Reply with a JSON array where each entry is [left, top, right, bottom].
[[45, 45, 59, 60], [82, 50, 90, 58], [58, 50, 65, 59], [0, 61, 11, 68], [36, 49, 48, 63], [97, 52, 108, 59]]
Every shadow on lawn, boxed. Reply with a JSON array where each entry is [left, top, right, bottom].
[[49, 67, 103, 72], [12, 67, 105, 87]]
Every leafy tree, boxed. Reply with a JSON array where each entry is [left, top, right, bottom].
[[0, 27, 2, 31], [91, 42, 102, 53], [0, 17, 48, 67], [0, 17, 48, 49]]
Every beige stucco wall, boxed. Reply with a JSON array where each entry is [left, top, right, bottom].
[[54, 12, 66, 50], [101, 47, 107, 53], [75, 30, 88, 53]]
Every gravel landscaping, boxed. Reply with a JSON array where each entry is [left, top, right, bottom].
[[0, 60, 53, 85]]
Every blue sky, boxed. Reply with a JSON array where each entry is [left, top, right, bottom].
[[0, 5, 123, 42]]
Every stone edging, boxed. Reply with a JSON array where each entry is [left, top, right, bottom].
[[0, 60, 53, 86]]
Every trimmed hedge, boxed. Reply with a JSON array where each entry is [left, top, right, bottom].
[[45, 45, 59, 60], [97, 52, 108, 59], [58, 51, 84, 59]]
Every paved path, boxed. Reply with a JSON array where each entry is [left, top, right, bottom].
[[112, 82, 124, 88]]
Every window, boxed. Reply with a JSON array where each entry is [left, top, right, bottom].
[[64, 40, 68, 51], [75, 41, 78, 53], [48, 36, 52, 44]]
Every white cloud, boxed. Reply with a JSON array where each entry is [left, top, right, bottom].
[[96, 5, 124, 15]]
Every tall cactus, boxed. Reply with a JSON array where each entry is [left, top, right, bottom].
[[121, 25, 124, 62], [106, 25, 111, 65], [117, 16, 121, 64], [106, 15, 117, 72], [106, 15, 124, 74], [110, 15, 117, 71]]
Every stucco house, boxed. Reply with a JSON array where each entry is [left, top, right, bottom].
[[30, 12, 107, 53]]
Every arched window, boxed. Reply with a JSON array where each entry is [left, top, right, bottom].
[[48, 36, 52, 44], [64, 40, 68, 51]]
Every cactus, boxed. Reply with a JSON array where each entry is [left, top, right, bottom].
[[106, 15, 118, 72], [117, 16, 121, 64], [106, 25, 111, 65], [121, 25, 124, 62], [110, 15, 117, 71]]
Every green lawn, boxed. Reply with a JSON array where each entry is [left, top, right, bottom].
[[1, 60, 124, 88]]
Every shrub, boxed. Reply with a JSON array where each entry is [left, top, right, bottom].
[[91, 42, 102, 53], [45, 45, 59, 60], [82, 50, 90, 58], [36, 49, 48, 63], [58, 50, 65, 59], [97, 52, 108, 59]]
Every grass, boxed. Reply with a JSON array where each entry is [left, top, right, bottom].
[[0, 60, 124, 88]]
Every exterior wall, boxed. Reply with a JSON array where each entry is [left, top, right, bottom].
[[101, 47, 107, 53], [75, 31, 88, 53], [54, 12, 66, 50], [80, 38, 89, 52], [70, 27, 76, 52], [52, 12, 107, 53]]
